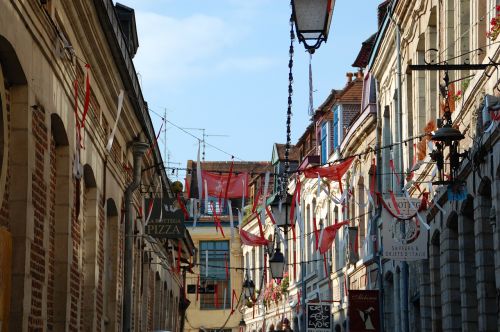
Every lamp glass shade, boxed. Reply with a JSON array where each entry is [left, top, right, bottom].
[[243, 279, 255, 299], [269, 247, 285, 280], [239, 319, 246, 327], [270, 194, 291, 228], [431, 124, 465, 144], [292, 0, 334, 50]]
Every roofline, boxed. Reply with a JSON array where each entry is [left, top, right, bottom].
[[367, 0, 397, 69], [93, 0, 171, 195]]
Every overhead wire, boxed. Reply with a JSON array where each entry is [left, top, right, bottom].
[[148, 106, 245, 161], [427, 3, 497, 65]]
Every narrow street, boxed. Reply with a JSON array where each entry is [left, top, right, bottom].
[[0, 1, 499, 332]]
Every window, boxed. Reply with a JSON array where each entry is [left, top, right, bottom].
[[202, 197, 227, 215], [199, 241, 231, 309], [320, 122, 328, 164]]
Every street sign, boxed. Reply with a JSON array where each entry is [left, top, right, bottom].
[[144, 221, 185, 238], [306, 303, 331, 332], [144, 197, 186, 239], [381, 196, 428, 261], [348, 290, 380, 332]]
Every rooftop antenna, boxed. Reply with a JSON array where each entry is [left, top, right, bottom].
[[181, 127, 229, 161]]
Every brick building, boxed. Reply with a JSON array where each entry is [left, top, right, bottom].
[[0, 1, 193, 331]]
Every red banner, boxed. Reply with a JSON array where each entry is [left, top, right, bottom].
[[303, 157, 355, 180], [318, 221, 349, 254], [240, 229, 269, 246], [201, 171, 248, 198]]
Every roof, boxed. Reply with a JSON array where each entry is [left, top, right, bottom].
[[189, 160, 270, 174], [274, 143, 300, 161], [315, 89, 338, 115], [352, 33, 377, 68], [334, 76, 363, 104], [296, 122, 315, 147], [378, 0, 392, 28]]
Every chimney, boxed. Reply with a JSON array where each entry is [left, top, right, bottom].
[[346, 72, 354, 83], [356, 69, 364, 80]]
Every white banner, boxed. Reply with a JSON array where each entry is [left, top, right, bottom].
[[381, 196, 428, 261]]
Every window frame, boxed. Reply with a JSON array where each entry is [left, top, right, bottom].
[[199, 241, 231, 310]]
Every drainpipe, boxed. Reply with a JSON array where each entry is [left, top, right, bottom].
[[123, 138, 149, 332], [374, 78, 385, 332], [389, 2, 409, 331], [300, 218, 306, 332]]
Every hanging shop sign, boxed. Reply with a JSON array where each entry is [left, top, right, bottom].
[[381, 197, 428, 261], [144, 197, 186, 239], [186, 284, 216, 294], [348, 290, 380, 332], [306, 303, 332, 332]]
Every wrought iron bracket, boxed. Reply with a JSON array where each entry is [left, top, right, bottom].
[[409, 63, 494, 71]]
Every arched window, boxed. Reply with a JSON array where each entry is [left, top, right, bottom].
[[441, 213, 461, 330], [82, 165, 98, 331], [430, 230, 442, 331], [383, 271, 394, 331], [50, 114, 71, 332], [458, 197, 477, 330], [356, 176, 365, 259], [154, 272, 162, 329], [333, 206, 340, 271], [474, 178, 497, 330], [1, 34, 29, 332], [104, 199, 119, 332]]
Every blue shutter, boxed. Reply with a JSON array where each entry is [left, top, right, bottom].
[[321, 122, 327, 164], [333, 108, 339, 149]]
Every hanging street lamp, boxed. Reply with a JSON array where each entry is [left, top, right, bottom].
[[269, 193, 291, 229], [267, 193, 292, 280], [243, 279, 255, 299], [291, 0, 335, 52], [239, 318, 246, 332], [430, 72, 466, 185], [269, 247, 286, 280]]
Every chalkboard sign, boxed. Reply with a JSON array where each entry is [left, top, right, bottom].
[[306, 303, 331, 332], [185, 284, 216, 294]]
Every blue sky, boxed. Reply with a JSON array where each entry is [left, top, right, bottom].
[[119, 0, 380, 181]]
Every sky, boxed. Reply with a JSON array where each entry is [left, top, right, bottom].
[[119, 0, 380, 182]]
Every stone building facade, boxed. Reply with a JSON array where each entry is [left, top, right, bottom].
[[240, 1, 500, 332], [370, 0, 500, 331], [0, 1, 193, 331]]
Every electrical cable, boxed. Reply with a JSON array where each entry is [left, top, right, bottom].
[[427, 4, 497, 65]]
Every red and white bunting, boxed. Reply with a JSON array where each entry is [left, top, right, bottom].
[[106, 89, 124, 152], [223, 159, 234, 209], [196, 142, 203, 201], [228, 200, 234, 241]]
